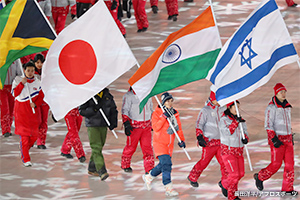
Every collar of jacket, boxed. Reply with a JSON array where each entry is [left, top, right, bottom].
[[270, 96, 292, 108]]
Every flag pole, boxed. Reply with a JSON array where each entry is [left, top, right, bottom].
[[17, 59, 35, 114], [297, 60, 300, 69], [92, 97, 118, 139], [154, 95, 191, 160], [234, 100, 253, 171], [208, 0, 222, 46]]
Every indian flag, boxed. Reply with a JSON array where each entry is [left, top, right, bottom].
[[128, 6, 222, 110]]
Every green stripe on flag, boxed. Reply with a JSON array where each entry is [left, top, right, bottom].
[[0, 0, 16, 34], [0, 45, 48, 88], [139, 49, 221, 111]]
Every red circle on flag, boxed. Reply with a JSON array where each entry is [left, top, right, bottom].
[[59, 40, 97, 85]]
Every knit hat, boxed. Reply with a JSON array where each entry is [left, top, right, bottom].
[[226, 100, 240, 108], [161, 92, 173, 105], [209, 91, 216, 101], [274, 83, 287, 95]]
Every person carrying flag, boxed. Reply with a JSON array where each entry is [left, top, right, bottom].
[[187, 92, 228, 191], [254, 83, 297, 196], [219, 101, 249, 200]]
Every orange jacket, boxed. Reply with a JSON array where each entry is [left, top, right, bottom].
[[152, 106, 185, 158]]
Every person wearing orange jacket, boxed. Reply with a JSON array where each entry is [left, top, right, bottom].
[[143, 92, 185, 197]]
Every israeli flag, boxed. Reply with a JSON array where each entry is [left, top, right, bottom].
[[206, 0, 298, 106]]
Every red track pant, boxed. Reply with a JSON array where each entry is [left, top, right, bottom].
[[121, 126, 154, 173], [222, 154, 245, 200], [104, 1, 126, 35], [20, 135, 38, 163], [36, 103, 49, 146], [286, 0, 296, 6], [150, 0, 158, 7], [165, 0, 178, 16], [0, 85, 14, 135], [61, 109, 85, 159], [52, 6, 69, 34], [188, 145, 228, 183], [132, 0, 148, 30], [258, 141, 294, 192]]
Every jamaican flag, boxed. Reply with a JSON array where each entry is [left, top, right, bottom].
[[0, 0, 56, 89]]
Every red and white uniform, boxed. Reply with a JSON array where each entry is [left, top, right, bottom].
[[188, 100, 227, 183], [51, 0, 76, 34], [132, 0, 148, 30], [165, 0, 178, 17], [38, 0, 52, 20], [35, 71, 50, 146], [219, 113, 249, 200], [104, 0, 126, 35], [121, 90, 154, 173], [61, 108, 85, 159], [0, 62, 22, 135], [258, 97, 294, 192], [12, 76, 44, 163]]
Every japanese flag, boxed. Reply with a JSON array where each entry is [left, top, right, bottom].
[[41, 0, 137, 120]]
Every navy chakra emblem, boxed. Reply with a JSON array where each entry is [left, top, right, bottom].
[[162, 44, 182, 64]]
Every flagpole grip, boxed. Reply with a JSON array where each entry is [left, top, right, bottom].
[[234, 101, 253, 171], [92, 97, 118, 139], [154, 95, 191, 160]]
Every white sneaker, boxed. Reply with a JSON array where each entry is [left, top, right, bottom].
[[142, 172, 154, 190], [23, 161, 32, 167], [165, 183, 178, 196]]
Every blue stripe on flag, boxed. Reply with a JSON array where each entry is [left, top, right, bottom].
[[0, 3, 3, 10], [210, 0, 278, 84], [215, 43, 297, 101]]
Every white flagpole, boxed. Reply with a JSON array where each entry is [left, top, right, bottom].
[[154, 95, 191, 160], [234, 101, 253, 171], [17, 59, 36, 114], [92, 97, 118, 139]]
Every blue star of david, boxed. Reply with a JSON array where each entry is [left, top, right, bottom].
[[239, 38, 257, 69]]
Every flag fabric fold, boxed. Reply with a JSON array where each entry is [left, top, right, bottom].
[[206, 0, 299, 106], [128, 6, 221, 111], [41, 0, 137, 120], [0, 0, 55, 89]]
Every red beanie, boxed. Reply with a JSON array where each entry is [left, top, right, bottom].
[[210, 91, 216, 101], [274, 83, 287, 95], [226, 100, 240, 108]]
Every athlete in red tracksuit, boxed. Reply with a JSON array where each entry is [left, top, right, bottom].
[[188, 92, 227, 189], [132, 0, 148, 32], [219, 101, 249, 200], [0, 61, 22, 137], [34, 54, 49, 149], [121, 87, 154, 173], [254, 83, 297, 196], [51, 0, 76, 34], [104, 0, 126, 36], [12, 62, 44, 167], [165, 0, 178, 21], [61, 108, 86, 162]]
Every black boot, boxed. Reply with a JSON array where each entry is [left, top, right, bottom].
[[151, 5, 158, 14], [187, 176, 199, 187], [98, 165, 109, 181], [218, 181, 228, 197], [254, 173, 263, 191], [123, 167, 132, 173], [88, 161, 99, 176]]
